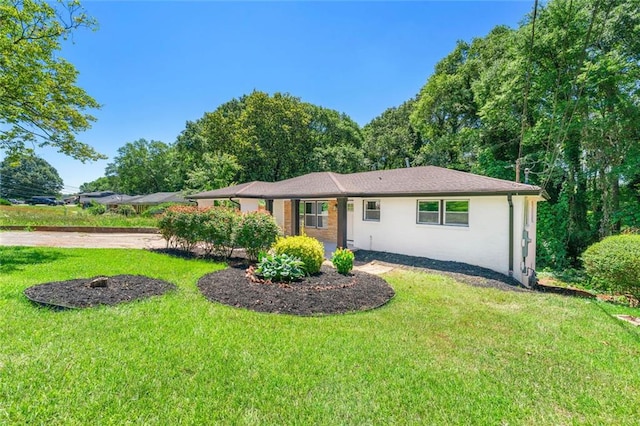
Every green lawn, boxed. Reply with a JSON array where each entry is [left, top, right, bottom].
[[0, 205, 157, 228], [1, 247, 639, 424]]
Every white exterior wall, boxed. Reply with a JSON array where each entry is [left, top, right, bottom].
[[237, 198, 260, 213], [512, 196, 539, 285], [351, 196, 519, 279], [273, 199, 286, 229], [196, 199, 214, 208]]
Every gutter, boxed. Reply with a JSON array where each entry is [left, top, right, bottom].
[[507, 194, 514, 277]]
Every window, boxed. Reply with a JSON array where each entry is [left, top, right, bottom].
[[444, 200, 469, 226], [300, 201, 329, 229], [416, 200, 469, 227], [364, 200, 380, 221], [417, 200, 440, 224]]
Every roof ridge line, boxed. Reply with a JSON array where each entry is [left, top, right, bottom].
[[236, 181, 260, 195], [327, 172, 347, 195]]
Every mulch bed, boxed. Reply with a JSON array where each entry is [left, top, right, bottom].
[[354, 250, 529, 292], [24, 275, 176, 309], [197, 265, 395, 316]]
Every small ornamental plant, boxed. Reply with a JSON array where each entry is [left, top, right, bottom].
[[331, 248, 354, 275], [255, 253, 306, 282], [273, 235, 325, 274]]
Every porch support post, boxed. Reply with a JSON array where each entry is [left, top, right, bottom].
[[291, 199, 300, 236], [336, 197, 348, 249]]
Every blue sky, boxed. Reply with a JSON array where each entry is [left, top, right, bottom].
[[41, 1, 533, 191]]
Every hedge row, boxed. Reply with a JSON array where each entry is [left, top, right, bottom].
[[158, 206, 280, 260]]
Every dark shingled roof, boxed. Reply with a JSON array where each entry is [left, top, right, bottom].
[[128, 192, 190, 205], [191, 166, 545, 200]]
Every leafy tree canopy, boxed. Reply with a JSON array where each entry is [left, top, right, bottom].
[[79, 176, 117, 193], [174, 91, 366, 183], [0, 0, 103, 161], [105, 139, 179, 195], [0, 154, 63, 199]]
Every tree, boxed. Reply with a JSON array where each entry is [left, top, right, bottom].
[[363, 98, 422, 169], [184, 152, 242, 194], [174, 91, 366, 183], [0, 154, 63, 199], [106, 139, 179, 195], [79, 176, 117, 193], [0, 0, 103, 161]]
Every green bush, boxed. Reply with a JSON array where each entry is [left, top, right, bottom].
[[200, 207, 239, 258], [0, 198, 11, 206], [255, 253, 306, 282], [115, 204, 136, 217], [273, 235, 324, 275], [331, 248, 354, 275], [157, 206, 203, 251], [582, 234, 640, 298], [235, 211, 280, 261], [142, 202, 179, 218], [87, 200, 106, 215]]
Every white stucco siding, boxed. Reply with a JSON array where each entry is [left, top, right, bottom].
[[236, 198, 260, 213], [351, 196, 513, 276], [196, 199, 214, 208], [273, 199, 285, 229], [512, 196, 539, 285]]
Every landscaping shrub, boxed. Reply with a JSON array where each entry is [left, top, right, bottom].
[[200, 207, 239, 258], [582, 234, 640, 298], [157, 206, 203, 251], [331, 248, 354, 275], [235, 211, 280, 261], [87, 200, 106, 215], [255, 253, 306, 282], [142, 202, 179, 218], [0, 198, 11, 206], [273, 235, 324, 275], [115, 204, 136, 217]]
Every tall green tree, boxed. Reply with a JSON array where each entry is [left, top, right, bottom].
[[79, 176, 118, 193], [184, 152, 242, 194], [363, 98, 422, 169], [105, 139, 179, 195], [0, 0, 103, 161], [174, 91, 366, 183], [0, 154, 63, 199]]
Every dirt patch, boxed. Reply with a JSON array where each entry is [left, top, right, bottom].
[[197, 265, 395, 316], [24, 275, 176, 309]]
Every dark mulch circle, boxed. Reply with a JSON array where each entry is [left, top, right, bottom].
[[24, 275, 177, 309], [197, 265, 395, 316]]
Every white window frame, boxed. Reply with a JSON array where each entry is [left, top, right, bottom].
[[416, 200, 440, 225], [363, 200, 380, 222], [443, 200, 469, 227]]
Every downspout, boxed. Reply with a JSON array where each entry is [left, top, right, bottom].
[[507, 194, 514, 277], [228, 197, 241, 209]]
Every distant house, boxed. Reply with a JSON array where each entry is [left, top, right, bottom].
[[127, 192, 192, 213], [191, 166, 547, 286]]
